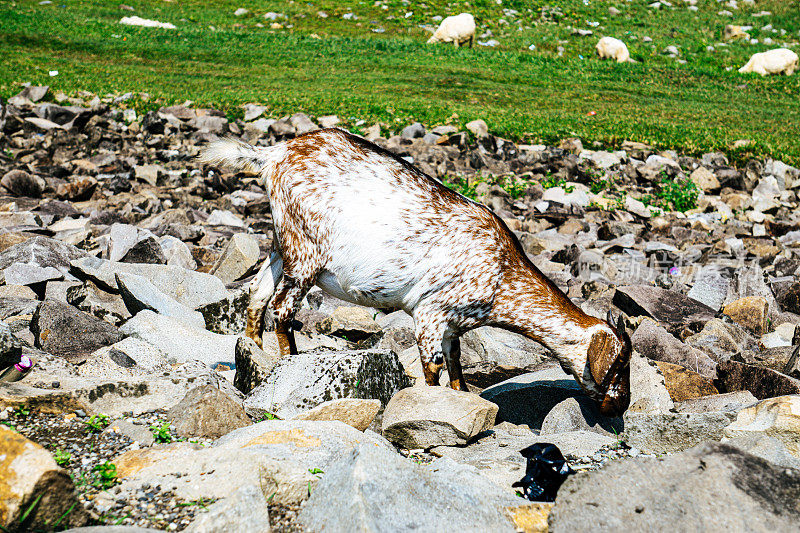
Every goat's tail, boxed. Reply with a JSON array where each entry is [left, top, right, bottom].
[[199, 138, 285, 184]]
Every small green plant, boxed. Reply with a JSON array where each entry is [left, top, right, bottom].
[[54, 448, 72, 466], [257, 412, 279, 422], [500, 176, 529, 199], [13, 406, 30, 418], [84, 414, 110, 434], [19, 493, 42, 524], [308, 468, 324, 475], [91, 461, 118, 490], [655, 177, 699, 212], [177, 498, 213, 510], [149, 422, 173, 443], [541, 174, 574, 193], [589, 179, 610, 194]]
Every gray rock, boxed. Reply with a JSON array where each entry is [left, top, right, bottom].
[[540, 430, 618, 458], [298, 442, 524, 533], [120, 310, 238, 366], [292, 398, 381, 431], [116, 272, 205, 328], [242, 348, 411, 420], [106, 223, 147, 262], [479, 363, 586, 428], [687, 266, 730, 311], [166, 384, 251, 438], [549, 443, 800, 533], [185, 486, 270, 533], [627, 352, 674, 414], [685, 318, 758, 363], [70, 256, 229, 308], [289, 112, 318, 135], [234, 335, 279, 394], [158, 235, 196, 270], [0, 236, 86, 278], [460, 326, 550, 388], [1, 169, 44, 197], [3, 263, 62, 286], [723, 434, 800, 470], [724, 264, 779, 320], [465, 119, 489, 138], [78, 337, 171, 380], [31, 300, 124, 363], [120, 236, 167, 264], [67, 280, 131, 326], [209, 233, 260, 284], [675, 390, 757, 414], [613, 285, 716, 330], [623, 409, 734, 454], [316, 306, 382, 341], [0, 320, 23, 369], [196, 286, 249, 334], [540, 396, 623, 438], [382, 386, 498, 448], [631, 318, 717, 377], [401, 122, 425, 139]]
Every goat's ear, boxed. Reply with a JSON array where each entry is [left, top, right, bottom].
[[587, 330, 614, 385]]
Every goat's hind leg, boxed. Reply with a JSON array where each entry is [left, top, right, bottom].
[[269, 275, 314, 357], [246, 251, 283, 348], [444, 337, 468, 391]]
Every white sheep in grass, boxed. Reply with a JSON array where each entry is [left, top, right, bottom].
[[427, 13, 475, 48], [595, 36, 634, 63], [739, 48, 799, 76]]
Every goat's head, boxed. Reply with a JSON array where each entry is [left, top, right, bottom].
[[583, 311, 631, 417]]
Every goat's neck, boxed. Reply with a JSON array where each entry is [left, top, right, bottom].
[[489, 262, 603, 372]]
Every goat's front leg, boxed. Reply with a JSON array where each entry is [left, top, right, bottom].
[[246, 252, 283, 348], [444, 337, 468, 391], [414, 312, 449, 386], [269, 275, 312, 357]]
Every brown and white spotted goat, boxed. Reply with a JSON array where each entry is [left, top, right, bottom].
[[202, 129, 631, 416]]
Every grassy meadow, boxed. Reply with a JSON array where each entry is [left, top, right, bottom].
[[1, 0, 799, 162]]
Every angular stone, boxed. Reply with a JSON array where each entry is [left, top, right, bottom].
[[78, 337, 171, 380], [627, 352, 674, 414], [654, 361, 719, 402], [196, 286, 249, 334], [185, 486, 270, 533], [298, 442, 523, 533], [233, 335, 279, 394], [675, 390, 757, 414], [723, 434, 800, 470], [614, 285, 716, 330], [31, 300, 124, 363], [685, 318, 757, 363], [317, 306, 382, 341], [292, 398, 381, 431], [0, 236, 86, 278], [401, 122, 425, 139], [548, 443, 800, 532], [465, 119, 489, 138], [134, 164, 162, 186], [0, 321, 22, 370], [3, 263, 62, 286], [121, 236, 167, 264], [723, 395, 800, 457], [116, 272, 205, 328], [0, 426, 88, 531], [460, 326, 550, 388], [689, 166, 720, 192], [120, 310, 237, 367], [66, 280, 131, 326], [158, 235, 196, 270], [206, 209, 245, 228], [243, 348, 410, 419], [622, 410, 733, 454], [166, 384, 251, 439], [209, 233, 260, 284], [70, 256, 229, 308], [539, 396, 622, 437], [723, 296, 768, 336], [382, 386, 498, 448], [687, 266, 729, 311], [631, 318, 717, 377], [716, 360, 800, 400]]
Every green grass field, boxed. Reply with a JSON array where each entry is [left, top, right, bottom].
[[2, 0, 799, 162]]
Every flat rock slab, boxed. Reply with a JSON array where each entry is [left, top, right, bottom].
[[549, 443, 800, 532], [116, 271, 205, 328], [631, 318, 717, 378], [78, 337, 171, 380], [623, 410, 734, 454], [120, 310, 238, 367], [723, 395, 800, 457], [614, 285, 716, 330], [654, 360, 719, 402], [70, 256, 229, 308], [31, 300, 124, 363], [0, 236, 86, 276], [243, 348, 410, 420], [382, 386, 498, 448], [716, 360, 800, 400], [298, 442, 525, 533], [291, 398, 381, 431]]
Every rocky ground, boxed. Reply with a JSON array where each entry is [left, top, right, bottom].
[[1, 85, 799, 532]]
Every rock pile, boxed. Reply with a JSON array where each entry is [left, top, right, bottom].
[[1, 86, 799, 531]]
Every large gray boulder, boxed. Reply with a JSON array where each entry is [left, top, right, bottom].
[[613, 285, 716, 331], [70, 256, 229, 308], [631, 318, 717, 377], [31, 300, 124, 363], [539, 396, 623, 438], [119, 310, 238, 367], [549, 443, 800, 532], [115, 272, 205, 328], [0, 236, 86, 278], [460, 326, 550, 388], [166, 384, 251, 438], [298, 442, 526, 532], [243, 348, 411, 419], [382, 386, 498, 448]]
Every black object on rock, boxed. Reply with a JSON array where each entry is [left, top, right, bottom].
[[512, 443, 575, 502]]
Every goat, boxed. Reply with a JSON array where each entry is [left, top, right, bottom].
[[427, 13, 476, 48], [201, 129, 631, 416], [739, 48, 799, 76], [596, 36, 634, 63]]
